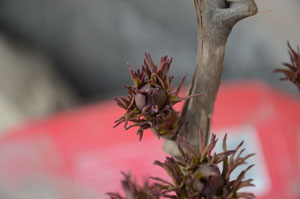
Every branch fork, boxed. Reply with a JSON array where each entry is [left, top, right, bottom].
[[165, 0, 257, 153]]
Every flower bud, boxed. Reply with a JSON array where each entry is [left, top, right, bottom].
[[196, 164, 224, 197], [135, 84, 168, 111]]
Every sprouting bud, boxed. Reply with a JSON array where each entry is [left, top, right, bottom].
[[134, 84, 168, 112], [194, 164, 224, 197], [274, 42, 300, 91], [114, 53, 202, 140], [152, 133, 255, 199]]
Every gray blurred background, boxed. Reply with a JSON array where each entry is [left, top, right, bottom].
[[0, 0, 299, 132], [0, 1, 299, 198]]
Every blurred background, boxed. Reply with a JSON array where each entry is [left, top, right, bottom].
[[0, 0, 299, 132], [0, 0, 299, 198]]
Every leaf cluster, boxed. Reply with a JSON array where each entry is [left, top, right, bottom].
[[274, 42, 300, 91]]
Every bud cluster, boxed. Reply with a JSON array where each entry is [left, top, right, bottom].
[[107, 134, 255, 199], [151, 134, 255, 199], [114, 53, 200, 140]]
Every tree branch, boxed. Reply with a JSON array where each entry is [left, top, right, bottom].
[[216, 0, 258, 29], [164, 0, 257, 153]]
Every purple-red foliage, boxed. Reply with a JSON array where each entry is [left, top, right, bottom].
[[274, 42, 300, 91]]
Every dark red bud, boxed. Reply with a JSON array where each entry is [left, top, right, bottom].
[[135, 84, 168, 111], [197, 164, 224, 197]]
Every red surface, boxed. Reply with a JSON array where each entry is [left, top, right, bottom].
[[0, 81, 299, 198]]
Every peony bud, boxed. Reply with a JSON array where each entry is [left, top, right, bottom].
[[196, 164, 224, 196], [134, 84, 168, 112]]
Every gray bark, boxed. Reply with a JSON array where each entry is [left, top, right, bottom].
[[178, 0, 257, 150]]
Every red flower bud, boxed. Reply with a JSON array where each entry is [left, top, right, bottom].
[[196, 164, 224, 196], [135, 84, 168, 112]]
